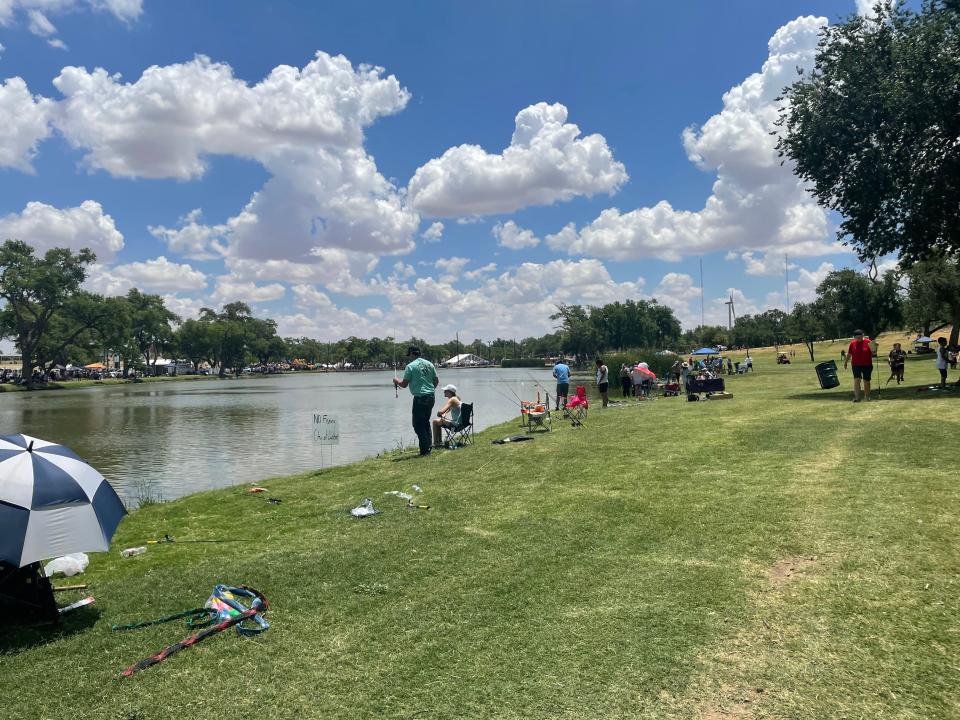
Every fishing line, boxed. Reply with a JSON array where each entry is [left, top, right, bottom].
[[393, 328, 398, 399]]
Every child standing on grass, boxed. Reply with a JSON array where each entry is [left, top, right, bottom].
[[888, 343, 906, 385], [936, 337, 950, 389], [619, 364, 631, 397]]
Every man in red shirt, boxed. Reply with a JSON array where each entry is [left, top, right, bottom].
[[843, 329, 874, 402]]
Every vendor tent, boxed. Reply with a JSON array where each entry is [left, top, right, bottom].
[[691, 348, 719, 356], [443, 353, 490, 367]]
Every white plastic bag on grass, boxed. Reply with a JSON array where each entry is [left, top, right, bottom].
[[44, 553, 89, 577]]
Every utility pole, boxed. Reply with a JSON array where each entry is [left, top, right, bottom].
[[785, 254, 790, 313], [699, 256, 705, 330]]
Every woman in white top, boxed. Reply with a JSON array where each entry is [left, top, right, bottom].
[[432, 384, 462, 448]]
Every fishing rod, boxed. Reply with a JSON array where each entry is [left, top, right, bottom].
[[525, 372, 551, 399], [147, 534, 248, 545], [498, 379, 525, 405], [393, 329, 398, 399], [490, 385, 521, 407]]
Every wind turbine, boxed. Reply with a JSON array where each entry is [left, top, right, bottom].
[[725, 294, 737, 331]]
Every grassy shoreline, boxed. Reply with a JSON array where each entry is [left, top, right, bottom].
[[2, 334, 958, 719], [0, 372, 228, 393]]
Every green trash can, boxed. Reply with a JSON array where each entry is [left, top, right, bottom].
[[815, 360, 840, 389]]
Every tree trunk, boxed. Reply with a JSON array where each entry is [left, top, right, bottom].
[[21, 356, 33, 390], [805, 340, 816, 362], [949, 306, 960, 348]]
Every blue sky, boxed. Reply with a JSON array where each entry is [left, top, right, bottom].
[[0, 0, 892, 346]]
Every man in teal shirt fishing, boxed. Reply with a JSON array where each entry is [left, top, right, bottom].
[[393, 346, 439, 456]]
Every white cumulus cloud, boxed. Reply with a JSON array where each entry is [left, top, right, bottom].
[[421, 221, 444, 242], [50, 52, 419, 263], [548, 17, 843, 267], [0, 1, 142, 47], [434, 256, 469, 283], [111, 256, 207, 292], [83, 256, 207, 295], [0, 200, 123, 260], [210, 278, 286, 305], [492, 220, 540, 250], [148, 209, 226, 260], [0, 77, 54, 171], [407, 102, 627, 217]]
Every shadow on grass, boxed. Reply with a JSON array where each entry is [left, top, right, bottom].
[[0, 606, 100, 654], [788, 384, 960, 402], [391, 453, 429, 462]]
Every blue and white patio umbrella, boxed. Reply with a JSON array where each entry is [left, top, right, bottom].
[[0, 434, 126, 567]]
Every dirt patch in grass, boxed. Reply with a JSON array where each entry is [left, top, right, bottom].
[[767, 556, 817, 591], [699, 684, 767, 719]]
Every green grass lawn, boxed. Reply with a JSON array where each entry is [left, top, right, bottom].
[[2, 336, 958, 719]]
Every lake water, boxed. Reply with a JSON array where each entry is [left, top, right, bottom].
[[0, 368, 556, 503]]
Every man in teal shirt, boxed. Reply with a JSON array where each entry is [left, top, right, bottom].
[[393, 346, 439, 456]]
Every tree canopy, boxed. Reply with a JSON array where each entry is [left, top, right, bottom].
[[776, 1, 960, 264], [0, 240, 102, 388]]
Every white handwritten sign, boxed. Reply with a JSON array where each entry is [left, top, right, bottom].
[[313, 414, 339, 445]]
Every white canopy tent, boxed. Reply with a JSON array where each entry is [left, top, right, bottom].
[[443, 353, 490, 367]]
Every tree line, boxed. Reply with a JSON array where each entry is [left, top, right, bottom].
[[0, 240, 684, 389], [3, 236, 958, 392]]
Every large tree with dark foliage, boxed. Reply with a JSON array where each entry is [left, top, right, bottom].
[[0, 240, 101, 389], [776, 1, 960, 265], [815, 268, 903, 340], [902, 253, 960, 344]]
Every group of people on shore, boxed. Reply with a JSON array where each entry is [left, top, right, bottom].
[[394, 334, 958, 449], [843, 331, 957, 401]]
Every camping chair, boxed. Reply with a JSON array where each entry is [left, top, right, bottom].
[[564, 385, 589, 426], [443, 403, 474, 448], [524, 401, 552, 432]]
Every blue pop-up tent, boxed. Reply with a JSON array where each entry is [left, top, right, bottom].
[[691, 347, 719, 355]]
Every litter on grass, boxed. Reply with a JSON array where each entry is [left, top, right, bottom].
[[58, 596, 94, 615], [118, 584, 269, 677], [248, 487, 268, 493], [385, 490, 414, 501], [492, 435, 534, 445], [351, 498, 379, 517], [44, 553, 89, 578], [412, 484, 422, 493]]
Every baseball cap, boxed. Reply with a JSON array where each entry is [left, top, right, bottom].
[[442, 384, 457, 394]]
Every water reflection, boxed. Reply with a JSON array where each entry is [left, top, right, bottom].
[[0, 368, 554, 502]]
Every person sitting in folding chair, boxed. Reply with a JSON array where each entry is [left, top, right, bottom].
[[443, 402, 473, 448], [432, 384, 470, 448]]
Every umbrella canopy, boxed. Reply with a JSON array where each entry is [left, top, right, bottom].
[[0, 434, 126, 567], [84, 362, 106, 369], [914, 336, 933, 344], [633, 365, 657, 379], [692, 347, 718, 356]]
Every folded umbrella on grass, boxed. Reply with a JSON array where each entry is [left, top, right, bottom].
[[0, 434, 126, 568]]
